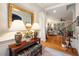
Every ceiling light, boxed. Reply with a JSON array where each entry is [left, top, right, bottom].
[[53, 10, 56, 13]]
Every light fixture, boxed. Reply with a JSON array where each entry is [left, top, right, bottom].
[[9, 20, 26, 45], [32, 23, 40, 38], [53, 10, 56, 13]]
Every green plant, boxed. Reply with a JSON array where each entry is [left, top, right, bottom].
[[24, 30, 34, 38]]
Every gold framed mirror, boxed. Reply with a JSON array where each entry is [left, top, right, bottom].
[[8, 4, 34, 28]]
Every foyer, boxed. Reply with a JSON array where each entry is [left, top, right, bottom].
[[0, 3, 79, 56]]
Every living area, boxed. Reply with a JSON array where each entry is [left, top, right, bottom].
[[0, 3, 79, 56]]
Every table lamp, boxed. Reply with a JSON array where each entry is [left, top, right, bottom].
[[9, 20, 26, 45], [26, 23, 32, 30], [32, 23, 40, 38]]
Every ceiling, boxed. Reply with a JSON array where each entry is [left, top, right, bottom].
[[36, 3, 60, 9], [35, 3, 73, 20], [46, 5, 73, 20]]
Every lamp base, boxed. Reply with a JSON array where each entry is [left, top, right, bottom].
[[34, 31, 38, 38]]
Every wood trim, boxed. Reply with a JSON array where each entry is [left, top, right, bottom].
[[8, 3, 12, 28], [8, 3, 34, 28]]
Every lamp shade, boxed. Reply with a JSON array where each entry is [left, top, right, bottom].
[[32, 23, 40, 31], [9, 20, 26, 31]]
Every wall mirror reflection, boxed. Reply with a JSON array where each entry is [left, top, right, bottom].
[[8, 4, 34, 28]]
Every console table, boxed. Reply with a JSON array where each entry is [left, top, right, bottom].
[[8, 38, 42, 56]]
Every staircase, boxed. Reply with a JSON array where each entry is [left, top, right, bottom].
[[61, 19, 79, 55]]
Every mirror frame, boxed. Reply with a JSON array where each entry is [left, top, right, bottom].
[[8, 4, 34, 28]]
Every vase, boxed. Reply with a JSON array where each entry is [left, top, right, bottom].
[[15, 32, 22, 45]]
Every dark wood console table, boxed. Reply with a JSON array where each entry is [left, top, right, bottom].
[[9, 38, 42, 56]]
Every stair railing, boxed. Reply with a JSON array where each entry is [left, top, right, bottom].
[[61, 19, 77, 48]]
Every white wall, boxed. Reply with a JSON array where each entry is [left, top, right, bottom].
[[38, 11, 46, 41], [0, 39, 15, 56], [76, 4, 79, 17], [0, 3, 8, 33]]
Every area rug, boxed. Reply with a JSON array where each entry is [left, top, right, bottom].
[[42, 46, 71, 56]]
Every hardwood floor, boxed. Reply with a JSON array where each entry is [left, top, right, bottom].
[[41, 35, 78, 56]]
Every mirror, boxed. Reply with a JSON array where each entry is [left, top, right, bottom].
[[8, 4, 34, 28]]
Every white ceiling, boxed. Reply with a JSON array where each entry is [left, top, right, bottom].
[[47, 5, 73, 20], [36, 3, 60, 9], [35, 3, 73, 20]]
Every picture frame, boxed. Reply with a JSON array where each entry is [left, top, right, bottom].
[[8, 4, 34, 28]]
